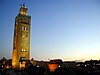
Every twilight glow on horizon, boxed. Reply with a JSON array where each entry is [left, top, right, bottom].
[[1, 0, 100, 61]]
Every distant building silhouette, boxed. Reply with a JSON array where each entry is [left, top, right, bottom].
[[12, 4, 31, 69]]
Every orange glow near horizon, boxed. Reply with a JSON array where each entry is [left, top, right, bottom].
[[48, 64, 59, 72]]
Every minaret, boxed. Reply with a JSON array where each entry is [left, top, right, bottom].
[[12, 4, 31, 69]]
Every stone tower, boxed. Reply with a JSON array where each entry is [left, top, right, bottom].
[[12, 4, 31, 69]]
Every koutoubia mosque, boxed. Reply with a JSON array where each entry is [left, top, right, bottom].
[[12, 4, 31, 69]]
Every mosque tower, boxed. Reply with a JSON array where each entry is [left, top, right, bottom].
[[12, 4, 31, 69]]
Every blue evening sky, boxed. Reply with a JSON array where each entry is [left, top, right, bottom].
[[1, 0, 100, 61]]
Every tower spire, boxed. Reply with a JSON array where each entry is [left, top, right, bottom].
[[19, 3, 28, 15]]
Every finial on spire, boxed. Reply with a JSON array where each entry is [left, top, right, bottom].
[[20, 4, 22, 7], [23, 3, 25, 7], [20, 3, 25, 8]]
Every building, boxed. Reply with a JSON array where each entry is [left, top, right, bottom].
[[47, 59, 62, 72], [62, 61, 76, 68], [12, 4, 31, 69]]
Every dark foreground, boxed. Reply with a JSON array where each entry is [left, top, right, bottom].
[[1, 66, 100, 75]]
